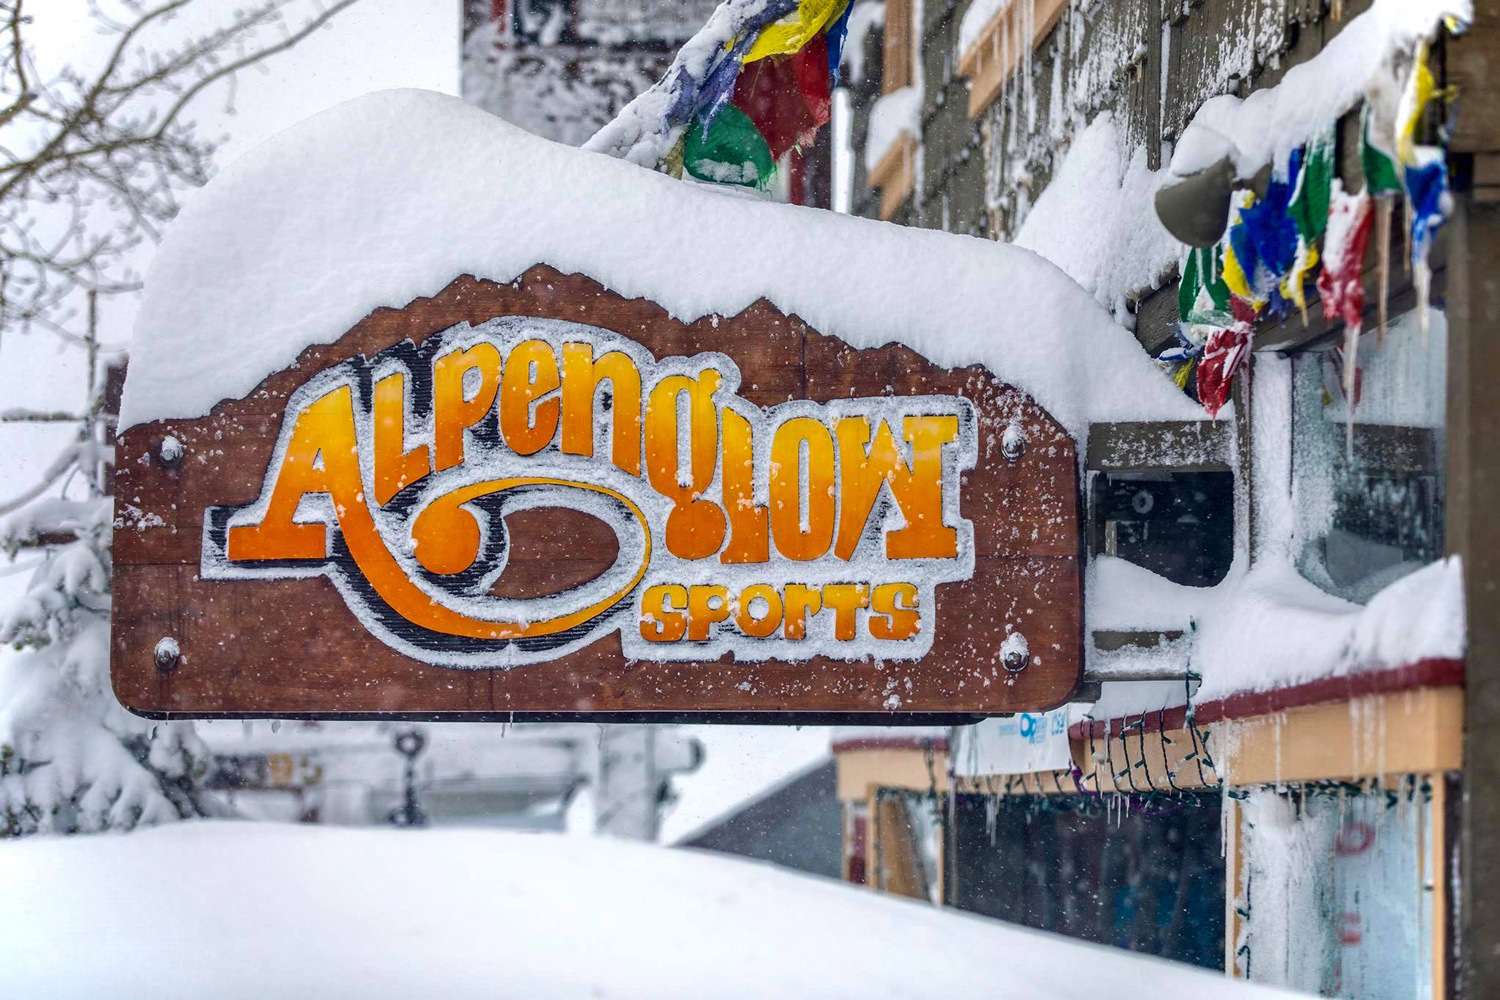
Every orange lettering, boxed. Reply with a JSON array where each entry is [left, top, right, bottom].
[[720, 408, 768, 563], [645, 371, 726, 559], [373, 372, 430, 506], [886, 416, 959, 559], [641, 584, 688, 642], [770, 417, 836, 561], [821, 583, 871, 640], [499, 339, 560, 456], [560, 344, 642, 476], [782, 583, 822, 640], [687, 585, 732, 641], [433, 343, 501, 471], [870, 582, 920, 640], [228, 385, 363, 562], [733, 584, 783, 638]]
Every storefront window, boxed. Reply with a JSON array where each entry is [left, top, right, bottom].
[[947, 792, 1226, 970], [1239, 782, 1437, 999], [1292, 310, 1447, 604]]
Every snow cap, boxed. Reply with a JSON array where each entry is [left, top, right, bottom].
[[123, 89, 1200, 436]]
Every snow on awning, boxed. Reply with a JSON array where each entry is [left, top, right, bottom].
[[121, 89, 1200, 439], [1081, 554, 1466, 731]]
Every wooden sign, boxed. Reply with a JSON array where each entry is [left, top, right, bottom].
[[112, 267, 1082, 720]]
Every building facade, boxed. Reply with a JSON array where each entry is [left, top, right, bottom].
[[461, 0, 720, 145], [462, 0, 835, 203], [836, 1, 1498, 997]]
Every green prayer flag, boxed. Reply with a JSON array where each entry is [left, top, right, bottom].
[[1362, 104, 1404, 197], [1179, 246, 1232, 326], [1291, 133, 1335, 241], [1178, 246, 1202, 322], [683, 105, 776, 189]]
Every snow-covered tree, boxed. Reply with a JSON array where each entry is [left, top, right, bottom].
[[0, 0, 361, 836], [0, 373, 217, 835]]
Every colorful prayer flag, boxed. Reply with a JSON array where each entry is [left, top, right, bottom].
[[654, 0, 852, 188], [1361, 104, 1404, 198]]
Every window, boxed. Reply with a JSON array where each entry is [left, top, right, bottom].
[[1092, 470, 1236, 588], [512, 0, 573, 45], [947, 791, 1226, 970], [1238, 782, 1439, 997], [1292, 309, 1447, 604]]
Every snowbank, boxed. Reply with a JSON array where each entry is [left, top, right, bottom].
[[121, 89, 1199, 440], [1015, 112, 1179, 315], [0, 822, 1300, 999], [1170, 0, 1470, 179]]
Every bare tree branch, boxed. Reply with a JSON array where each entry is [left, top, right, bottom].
[[0, 0, 367, 527], [153, 0, 362, 138]]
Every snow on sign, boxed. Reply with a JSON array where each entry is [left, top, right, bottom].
[[111, 270, 1081, 720]]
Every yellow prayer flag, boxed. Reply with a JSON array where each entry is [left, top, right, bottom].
[[744, 0, 851, 62]]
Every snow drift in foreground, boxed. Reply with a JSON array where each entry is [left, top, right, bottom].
[[121, 89, 1200, 439], [0, 823, 1298, 999]]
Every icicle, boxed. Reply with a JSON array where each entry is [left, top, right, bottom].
[[1415, 256, 1433, 347], [1317, 180, 1375, 459], [1375, 197, 1393, 346], [1406, 146, 1451, 346], [1403, 195, 1414, 276], [1342, 319, 1359, 459]]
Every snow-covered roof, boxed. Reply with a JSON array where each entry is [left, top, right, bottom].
[[122, 89, 1200, 439], [662, 725, 833, 844], [0, 822, 1302, 998], [1169, 0, 1472, 181]]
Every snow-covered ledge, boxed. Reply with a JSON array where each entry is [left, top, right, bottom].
[[956, 0, 1067, 119], [864, 86, 921, 220], [121, 89, 1202, 440]]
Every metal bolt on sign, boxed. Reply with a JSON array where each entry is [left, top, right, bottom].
[[1001, 632, 1030, 673], [153, 636, 180, 672], [1001, 423, 1027, 462], [157, 434, 184, 468]]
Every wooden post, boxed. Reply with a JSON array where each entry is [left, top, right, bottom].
[[1451, 188, 1500, 1000], [1442, 17, 1500, 992]]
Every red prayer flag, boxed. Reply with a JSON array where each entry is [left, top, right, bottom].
[[731, 35, 831, 160]]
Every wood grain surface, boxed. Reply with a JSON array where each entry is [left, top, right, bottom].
[[112, 267, 1082, 719]]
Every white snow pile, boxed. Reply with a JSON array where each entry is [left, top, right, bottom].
[[1170, 0, 1471, 180], [842, 0, 885, 85], [122, 89, 1199, 439], [864, 85, 922, 171], [956, 0, 1009, 59], [0, 822, 1302, 999], [1015, 112, 1179, 316], [1084, 554, 1466, 721], [1014, 0, 1466, 316]]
